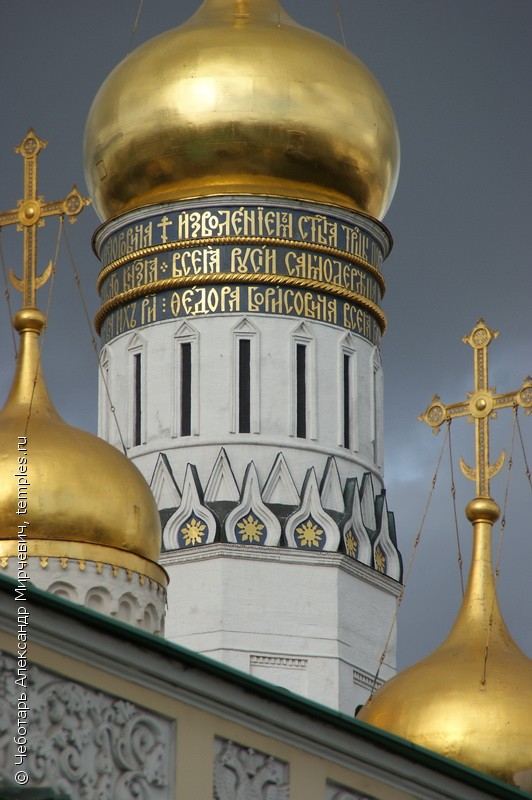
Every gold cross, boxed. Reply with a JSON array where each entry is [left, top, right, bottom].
[[0, 129, 90, 310], [419, 319, 532, 499]]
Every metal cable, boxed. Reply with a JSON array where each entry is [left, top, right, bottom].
[[0, 229, 19, 358], [331, 0, 347, 48], [127, 0, 145, 55], [480, 406, 517, 687], [515, 410, 532, 492], [63, 225, 128, 456], [448, 421, 465, 596], [368, 422, 450, 698]]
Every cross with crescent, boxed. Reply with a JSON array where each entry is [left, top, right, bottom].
[[0, 129, 90, 310], [419, 319, 532, 499]]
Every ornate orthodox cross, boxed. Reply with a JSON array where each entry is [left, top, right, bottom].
[[419, 319, 532, 499], [0, 129, 90, 310]]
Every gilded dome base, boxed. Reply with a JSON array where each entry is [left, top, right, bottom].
[[2, 542, 167, 634]]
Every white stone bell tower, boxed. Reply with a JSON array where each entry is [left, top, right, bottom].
[[85, 0, 402, 713]]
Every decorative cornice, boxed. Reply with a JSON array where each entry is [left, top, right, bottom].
[[118, 436, 385, 473], [250, 655, 308, 669], [0, 539, 168, 587], [163, 464, 216, 549], [262, 452, 303, 506], [160, 544, 401, 596], [352, 666, 384, 691], [320, 456, 345, 513], [150, 452, 182, 509], [204, 447, 240, 503], [372, 495, 402, 581], [342, 478, 372, 566], [225, 462, 282, 546], [157, 451, 402, 582], [285, 468, 340, 551]]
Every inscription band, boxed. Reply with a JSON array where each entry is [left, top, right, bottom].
[[97, 202, 390, 274], [100, 287, 381, 346], [99, 246, 382, 307], [95, 272, 386, 335], [97, 235, 386, 295]]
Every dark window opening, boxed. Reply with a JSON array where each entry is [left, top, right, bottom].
[[181, 342, 192, 436], [238, 338, 251, 433], [343, 353, 350, 449], [133, 352, 142, 446], [296, 343, 307, 438], [373, 370, 379, 461]]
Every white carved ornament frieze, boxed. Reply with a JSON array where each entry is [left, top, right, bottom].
[[214, 737, 289, 800], [0, 652, 172, 800]]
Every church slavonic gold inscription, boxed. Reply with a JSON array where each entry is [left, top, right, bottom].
[[230, 245, 277, 274], [96, 201, 390, 346], [172, 245, 221, 275], [284, 250, 378, 301], [176, 206, 293, 241], [99, 203, 387, 271], [101, 221, 153, 265], [122, 257, 158, 291], [99, 284, 381, 347], [247, 286, 337, 324], [99, 246, 382, 306]]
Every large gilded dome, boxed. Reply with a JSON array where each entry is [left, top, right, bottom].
[[0, 309, 161, 568], [84, 0, 399, 222], [358, 498, 532, 788]]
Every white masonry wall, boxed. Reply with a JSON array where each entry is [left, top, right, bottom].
[[99, 314, 384, 495], [97, 310, 399, 714], [160, 544, 399, 713], [95, 196, 396, 713]]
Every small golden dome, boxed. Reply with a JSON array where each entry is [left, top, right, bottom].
[[84, 0, 399, 221], [0, 308, 161, 567], [358, 498, 532, 787]]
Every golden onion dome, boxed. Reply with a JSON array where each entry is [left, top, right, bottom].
[[84, 0, 399, 222], [0, 308, 162, 571], [358, 498, 532, 788]]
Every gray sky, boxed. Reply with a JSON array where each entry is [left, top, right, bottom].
[[1, 1, 531, 670]]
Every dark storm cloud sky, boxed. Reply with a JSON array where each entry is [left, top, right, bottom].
[[0, 1, 531, 669]]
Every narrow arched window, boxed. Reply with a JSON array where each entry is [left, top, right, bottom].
[[238, 338, 251, 433], [133, 351, 142, 446], [128, 334, 146, 448], [343, 352, 351, 449], [291, 323, 316, 440], [338, 333, 358, 451], [372, 350, 383, 466], [296, 343, 307, 439], [231, 318, 260, 434], [180, 341, 192, 436], [174, 322, 199, 438]]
